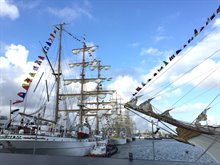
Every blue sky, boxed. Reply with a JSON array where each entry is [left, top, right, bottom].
[[0, 0, 220, 131]]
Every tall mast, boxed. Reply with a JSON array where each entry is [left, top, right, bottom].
[[96, 61, 101, 134], [79, 41, 86, 126], [55, 24, 63, 123]]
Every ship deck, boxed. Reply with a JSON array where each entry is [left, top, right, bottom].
[[0, 153, 218, 165]]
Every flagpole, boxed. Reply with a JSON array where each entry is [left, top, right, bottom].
[[9, 100, 12, 122]]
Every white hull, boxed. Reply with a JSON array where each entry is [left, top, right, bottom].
[[188, 133, 220, 163], [111, 138, 127, 145], [0, 134, 96, 156]]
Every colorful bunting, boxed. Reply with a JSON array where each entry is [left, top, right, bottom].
[[132, 5, 220, 97], [13, 26, 60, 103]]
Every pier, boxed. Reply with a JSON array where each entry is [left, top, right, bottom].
[[0, 153, 218, 165]]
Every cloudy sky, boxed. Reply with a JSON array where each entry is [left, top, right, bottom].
[[0, 0, 220, 131]]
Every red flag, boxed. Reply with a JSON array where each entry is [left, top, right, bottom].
[[13, 100, 23, 105], [136, 87, 142, 92], [38, 56, 45, 60]]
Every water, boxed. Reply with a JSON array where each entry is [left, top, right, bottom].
[[111, 139, 216, 163]]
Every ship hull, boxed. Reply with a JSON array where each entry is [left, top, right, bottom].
[[0, 134, 97, 156], [188, 133, 220, 163]]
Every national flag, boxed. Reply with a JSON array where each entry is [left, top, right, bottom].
[[11, 109, 20, 114], [17, 92, 26, 99], [12, 100, 23, 105]]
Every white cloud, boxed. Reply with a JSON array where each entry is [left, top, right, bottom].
[[3, 44, 29, 68], [47, 3, 92, 22], [108, 75, 139, 102], [0, 0, 19, 20]]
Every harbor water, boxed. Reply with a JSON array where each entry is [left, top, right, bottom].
[[111, 139, 216, 163]]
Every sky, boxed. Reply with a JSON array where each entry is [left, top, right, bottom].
[[0, 0, 220, 131]]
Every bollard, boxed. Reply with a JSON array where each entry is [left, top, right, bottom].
[[129, 152, 133, 161]]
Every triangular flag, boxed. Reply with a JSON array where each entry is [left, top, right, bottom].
[[46, 41, 52, 46], [38, 56, 45, 60], [29, 72, 36, 77], [176, 49, 182, 55], [17, 92, 26, 99], [50, 33, 55, 38], [163, 61, 169, 65], [194, 29, 198, 37], [22, 83, 30, 91]]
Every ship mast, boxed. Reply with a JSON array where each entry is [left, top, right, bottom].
[[55, 23, 63, 123], [95, 60, 101, 134], [79, 40, 87, 127]]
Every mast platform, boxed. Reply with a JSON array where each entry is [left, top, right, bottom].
[[0, 153, 218, 165]]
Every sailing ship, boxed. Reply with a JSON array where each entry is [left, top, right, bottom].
[[107, 96, 135, 145], [0, 23, 115, 156], [124, 24, 220, 163]]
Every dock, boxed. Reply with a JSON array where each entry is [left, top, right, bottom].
[[0, 153, 219, 165]]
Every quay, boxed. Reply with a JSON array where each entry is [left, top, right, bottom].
[[0, 153, 219, 165]]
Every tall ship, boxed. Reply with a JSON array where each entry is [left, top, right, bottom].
[[125, 7, 220, 163], [0, 23, 115, 156]]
